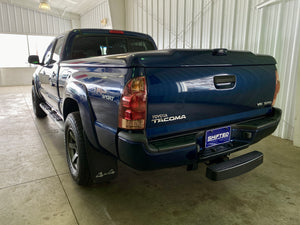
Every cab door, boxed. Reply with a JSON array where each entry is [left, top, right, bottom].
[[38, 36, 64, 111]]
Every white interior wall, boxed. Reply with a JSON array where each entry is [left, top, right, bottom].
[[0, 67, 35, 86], [125, 0, 300, 143], [0, 2, 76, 35], [108, 0, 125, 30], [293, 46, 300, 147], [80, 0, 112, 29], [0, 2, 79, 86]]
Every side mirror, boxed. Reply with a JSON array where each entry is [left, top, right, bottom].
[[28, 55, 40, 64]]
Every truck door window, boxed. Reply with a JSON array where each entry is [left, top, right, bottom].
[[42, 41, 54, 65], [52, 37, 64, 63]]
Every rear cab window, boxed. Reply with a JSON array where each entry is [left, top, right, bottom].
[[65, 34, 156, 60]]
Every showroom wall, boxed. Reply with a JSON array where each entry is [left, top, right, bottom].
[[0, 2, 74, 35], [80, 0, 125, 30], [123, 0, 300, 144], [294, 53, 300, 147], [81, 0, 112, 29], [0, 67, 35, 86], [0, 2, 79, 86]]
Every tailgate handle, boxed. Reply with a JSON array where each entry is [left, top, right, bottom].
[[214, 75, 236, 89]]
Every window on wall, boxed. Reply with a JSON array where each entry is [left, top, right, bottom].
[[0, 34, 54, 68], [0, 34, 28, 67]]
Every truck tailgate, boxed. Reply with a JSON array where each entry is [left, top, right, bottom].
[[144, 51, 276, 138]]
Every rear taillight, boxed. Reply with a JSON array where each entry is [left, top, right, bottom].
[[118, 77, 147, 129], [272, 70, 280, 106]]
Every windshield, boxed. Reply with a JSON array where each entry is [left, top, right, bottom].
[[67, 34, 155, 60]]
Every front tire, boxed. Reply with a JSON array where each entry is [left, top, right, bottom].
[[32, 86, 47, 118], [65, 112, 91, 185]]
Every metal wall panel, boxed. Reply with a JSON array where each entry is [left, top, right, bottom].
[[80, 0, 112, 29], [222, 0, 235, 49], [0, 2, 72, 36], [125, 0, 300, 141]]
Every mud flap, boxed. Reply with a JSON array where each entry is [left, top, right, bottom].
[[84, 133, 118, 183]]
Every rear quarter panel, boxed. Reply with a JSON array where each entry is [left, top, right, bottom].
[[59, 60, 131, 156]]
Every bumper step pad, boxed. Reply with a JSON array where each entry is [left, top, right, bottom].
[[206, 151, 263, 181]]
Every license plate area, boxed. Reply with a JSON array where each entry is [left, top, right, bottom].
[[205, 126, 231, 148]]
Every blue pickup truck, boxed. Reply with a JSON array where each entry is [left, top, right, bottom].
[[28, 29, 281, 185]]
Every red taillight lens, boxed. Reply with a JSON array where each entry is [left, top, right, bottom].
[[272, 70, 280, 106], [109, 30, 124, 34], [118, 77, 147, 129]]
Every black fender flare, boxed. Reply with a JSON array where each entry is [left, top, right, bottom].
[[63, 81, 99, 149], [32, 70, 44, 100]]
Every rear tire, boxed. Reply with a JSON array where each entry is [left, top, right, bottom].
[[32, 86, 47, 118], [65, 112, 92, 186]]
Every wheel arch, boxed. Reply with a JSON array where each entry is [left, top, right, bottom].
[[63, 82, 99, 149], [32, 72, 44, 100], [63, 98, 79, 120]]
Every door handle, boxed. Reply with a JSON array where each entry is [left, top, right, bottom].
[[214, 75, 236, 89]]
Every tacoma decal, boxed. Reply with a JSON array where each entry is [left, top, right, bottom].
[[152, 114, 186, 124]]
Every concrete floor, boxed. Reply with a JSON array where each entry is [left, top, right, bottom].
[[0, 86, 299, 225]]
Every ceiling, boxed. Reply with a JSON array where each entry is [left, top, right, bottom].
[[0, 0, 103, 16]]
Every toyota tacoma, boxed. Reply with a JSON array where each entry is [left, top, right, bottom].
[[28, 29, 281, 185]]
